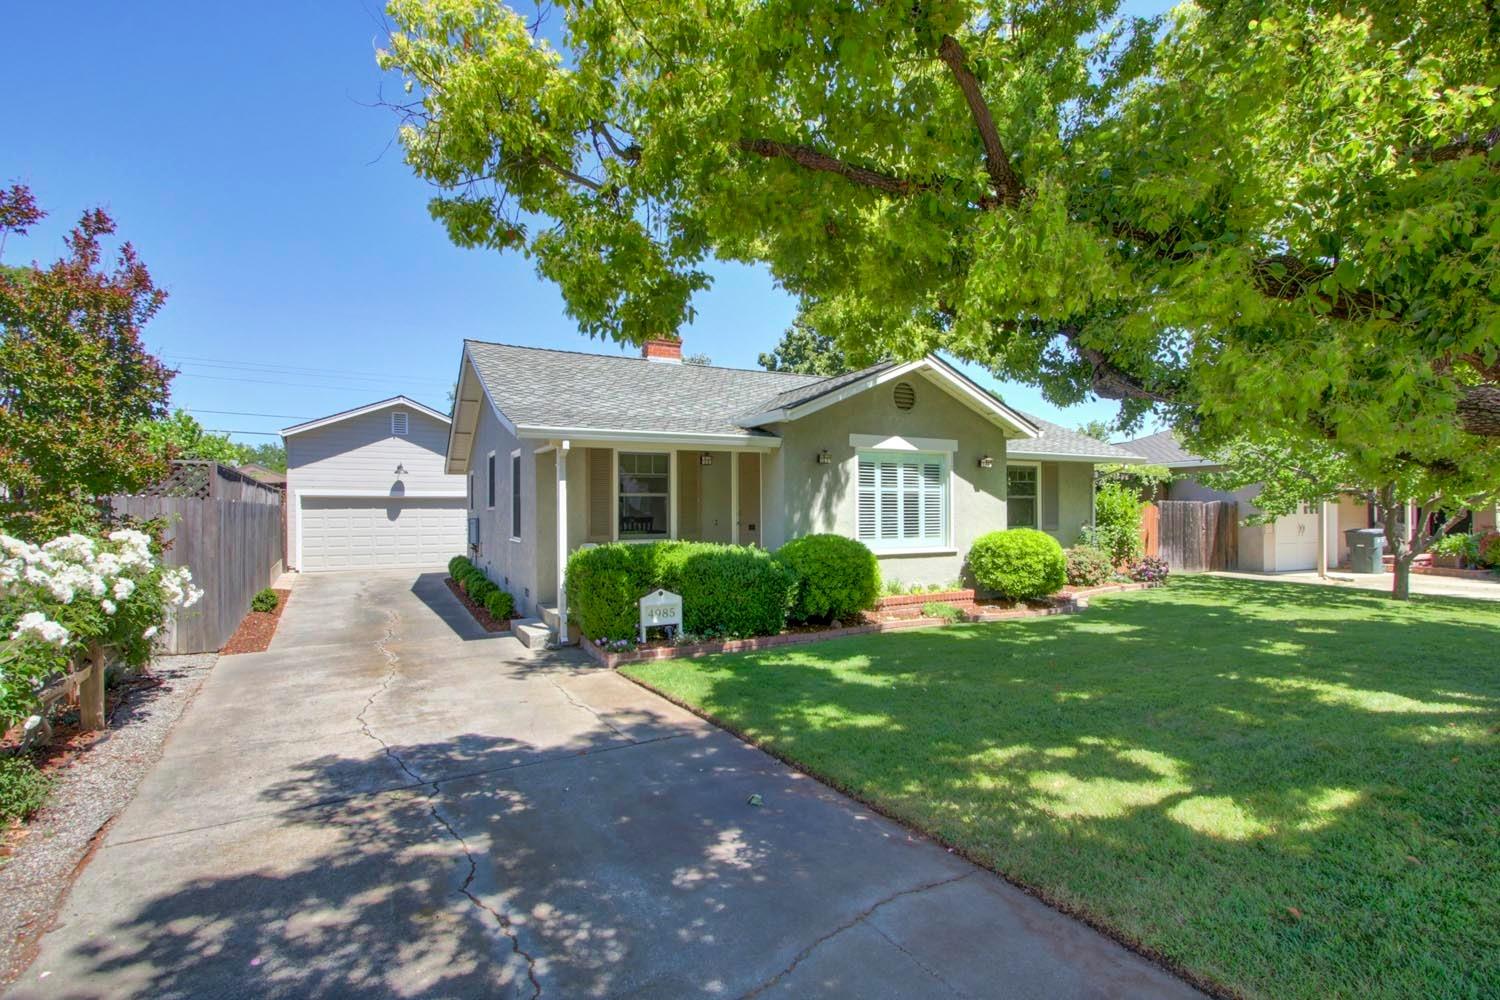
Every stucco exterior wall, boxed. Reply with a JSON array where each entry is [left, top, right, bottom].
[[765, 370, 1013, 586], [285, 405, 461, 569], [1043, 461, 1095, 547]]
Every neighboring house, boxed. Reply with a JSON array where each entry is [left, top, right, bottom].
[[237, 463, 287, 489], [446, 338, 1141, 631], [282, 396, 466, 571], [1122, 430, 1370, 572]]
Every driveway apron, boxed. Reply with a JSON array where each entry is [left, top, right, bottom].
[[9, 570, 1200, 999]]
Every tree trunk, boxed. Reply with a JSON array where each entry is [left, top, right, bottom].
[[79, 642, 107, 731], [1378, 486, 1413, 601]]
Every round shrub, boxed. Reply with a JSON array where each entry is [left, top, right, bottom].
[[1064, 545, 1113, 588], [250, 588, 279, 613], [565, 542, 669, 641], [967, 529, 1067, 600], [671, 545, 798, 638], [448, 555, 470, 578], [1128, 556, 1170, 583], [775, 534, 880, 623], [484, 589, 514, 621]]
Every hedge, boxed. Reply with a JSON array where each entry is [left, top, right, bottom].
[[775, 534, 880, 623], [565, 541, 798, 641], [968, 529, 1068, 600]]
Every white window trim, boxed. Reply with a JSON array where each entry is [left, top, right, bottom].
[[848, 434, 957, 453], [1006, 460, 1040, 530], [486, 451, 496, 510], [509, 448, 522, 542], [616, 448, 675, 541], [853, 449, 951, 553]]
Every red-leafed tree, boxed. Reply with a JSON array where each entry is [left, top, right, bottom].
[[0, 184, 175, 539]]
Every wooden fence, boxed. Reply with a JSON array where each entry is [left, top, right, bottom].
[[109, 495, 284, 654], [1148, 500, 1239, 572]]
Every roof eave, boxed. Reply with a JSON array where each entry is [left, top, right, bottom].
[[281, 395, 450, 438]]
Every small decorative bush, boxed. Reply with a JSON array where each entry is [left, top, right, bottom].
[[775, 534, 880, 623], [565, 543, 667, 642], [967, 529, 1067, 600], [1065, 545, 1113, 587], [448, 555, 469, 578], [250, 588, 279, 613], [1087, 481, 1146, 566], [921, 600, 965, 624], [1476, 531, 1500, 568], [1128, 556, 1170, 583], [1429, 532, 1478, 566], [483, 589, 514, 621], [0, 754, 52, 823]]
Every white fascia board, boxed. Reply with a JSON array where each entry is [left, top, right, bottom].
[[1008, 451, 1147, 464], [740, 357, 1038, 439], [849, 434, 958, 453], [446, 345, 520, 475], [513, 425, 782, 449], [282, 395, 450, 437]]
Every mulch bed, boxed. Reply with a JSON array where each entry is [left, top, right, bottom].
[[444, 577, 512, 632], [220, 588, 290, 655]]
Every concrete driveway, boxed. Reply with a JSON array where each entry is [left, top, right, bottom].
[[11, 571, 1198, 999]]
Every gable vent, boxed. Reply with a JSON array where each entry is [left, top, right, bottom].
[[391, 411, 409, 436], [893, 381, 916, 411]]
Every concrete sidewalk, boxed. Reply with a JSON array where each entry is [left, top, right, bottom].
[[10, 570, 1199, 999], [1212, 568, 1500, 602]]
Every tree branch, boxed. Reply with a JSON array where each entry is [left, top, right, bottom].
[[937, 34, 1025, 207], [737, 138, 929, 195], [591, 121, 641, 162], [1457, 383, 1500, 438], [1249, 254, 1383, 321], [1055, 326, 1178, 404]]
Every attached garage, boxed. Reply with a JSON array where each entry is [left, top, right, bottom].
[[298, 496, 465, 571], [283, 396, 467, 572], [1271, 505, 1322, 572]]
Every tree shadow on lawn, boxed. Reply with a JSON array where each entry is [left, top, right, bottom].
[[633, 576, 1499, 999]]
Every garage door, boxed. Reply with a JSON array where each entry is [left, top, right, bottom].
[[300, 497, 466, 571], [1273, 504, 1320, 571]]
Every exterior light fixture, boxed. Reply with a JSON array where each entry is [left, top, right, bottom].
[[395, 463, 408, 476], [817, 449, 833, 465], [699, 452, 713, 466], [977, 455, 994, 469]]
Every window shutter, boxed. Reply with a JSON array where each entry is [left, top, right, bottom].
[[588, 448, 611, 539], [857, 457, 877, 540], [921, 461, 944, 540], [1041, 463, 1060, 530], [512, 454, 522, 538], [878, 462, 899, 539], [858, 452, 947, 546]]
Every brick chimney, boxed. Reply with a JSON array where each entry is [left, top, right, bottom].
[[642, 337, 683, 364]]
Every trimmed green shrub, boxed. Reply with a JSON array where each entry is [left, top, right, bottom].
[[967, 529, 1067, 600], [1476, 531, 1500, 568], [0, 754, 51, 824], [484, 589, 514, 621], [1065, 545, 1113, 587], [448, 555, 470, 577], [775, 534, 880, 623], [566, 541, 797, 641], [1087, 480, 1145, 566], [921, 600, 965, 624], [250, 588, 279, 613]]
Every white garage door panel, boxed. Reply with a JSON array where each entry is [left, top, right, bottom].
[[301, 497, 465, 571], [1273, 506, 1320, 571]]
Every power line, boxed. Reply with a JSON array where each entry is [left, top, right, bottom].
[[205, 429, 283, 437], [175, 372, 443, 394], [182, 407, 313, 419], [164, 353, 452, 386]]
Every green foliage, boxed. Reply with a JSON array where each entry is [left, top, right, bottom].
[[240, 442, 287, 473], [1065, 545, 1114, 587], [378, 1, 1500, 500], [920, 600, 965, 624], [758, 318, 862, 376], [141, 410, 251, 465], [250, 588, 279, 614], [1477, 532, 1500, 569], [1428, 532, 1477, 564], [566, 542, 797, 641], [1076, 420, 1113, 443], [484, 589, 514, 621], [448, 555, 470, 578], [0, 185, 173, 539], [1087, 481, 1145, 567], [775, 534, 880, 623], [967, 529, 1067, 600], [0, 754, 51, 823]]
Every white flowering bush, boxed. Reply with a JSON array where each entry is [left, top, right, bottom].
[[0, 530, 202, 729]]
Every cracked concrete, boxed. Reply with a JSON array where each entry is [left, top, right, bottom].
[[7, 570, 1201, 999]]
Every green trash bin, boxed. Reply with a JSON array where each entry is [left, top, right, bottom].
[[1344, 527, 1385, 573]]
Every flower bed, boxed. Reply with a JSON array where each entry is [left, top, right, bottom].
[[221, 589, 291, 655], [445, 577, 512, 632]]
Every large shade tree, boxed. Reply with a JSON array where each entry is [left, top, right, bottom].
[[0, 185, 174, 538], [378, 0, 1497, 485]]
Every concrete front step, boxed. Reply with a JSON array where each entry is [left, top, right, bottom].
[[513, 618, 554, 650], [540, 603, 561, 631]]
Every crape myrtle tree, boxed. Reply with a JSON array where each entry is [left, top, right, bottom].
[[0, 185, 174, 539], [377, 0, 1498, 507], [1202, 433, 1500, 599]]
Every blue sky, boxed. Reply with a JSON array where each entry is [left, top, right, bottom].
[[5, 2, 1137, 446]]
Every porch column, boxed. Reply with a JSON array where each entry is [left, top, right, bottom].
[[731, 452, 740, 544], [1316, 500, 1329, 578], [555, 440, 571, 645]]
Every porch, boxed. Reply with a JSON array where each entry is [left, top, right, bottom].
[[531, 441, 771, 638]]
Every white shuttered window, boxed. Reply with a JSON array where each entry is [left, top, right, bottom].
[[857, 452, 947, 548]]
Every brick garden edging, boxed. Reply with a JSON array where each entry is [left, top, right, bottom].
[[875, 588, 975, 610]]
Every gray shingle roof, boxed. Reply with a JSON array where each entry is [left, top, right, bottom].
[[1119, 430, 1215, 467], [465, 341, 824, 437], [748, 359, 902, 414], [1007, 417, 1144, 463]]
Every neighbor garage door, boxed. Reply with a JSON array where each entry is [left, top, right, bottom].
[[300, 496, 465, 571], [1273, 504, 1321, 571]]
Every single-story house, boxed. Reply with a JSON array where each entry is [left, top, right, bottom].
[[283, 396, 467, 571], [1121, 430, 1370, 572], [447, 338, 1141, 638]]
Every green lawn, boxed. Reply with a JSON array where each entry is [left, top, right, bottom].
[[622, 577, 1499, 1000]]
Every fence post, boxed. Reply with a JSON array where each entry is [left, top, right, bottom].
[[79, 643, 107, 731]]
